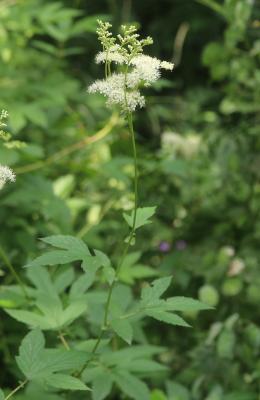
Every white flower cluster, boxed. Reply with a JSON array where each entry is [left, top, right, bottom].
[[1, 109, 8, 120], [95, 45, 126, 65], [0, 109, 8, 131], [161, 131, 201, 159], [88, 54, 174, 112], [0, 165, 16, 190]]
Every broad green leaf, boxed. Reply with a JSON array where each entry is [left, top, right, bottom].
[[60, 299, 87, 327], [166, 381, 190, 400], [125, 359, 167, 373], [54, 267, 75, 294], [41, 235, 88, 253], [7, 296, 87, 330], [16, 329, 89, 380], [25, 250, 80, 269], [94, 250, 111, 267], [145, 310, 190, 327], [16, 329, 45, 380], [36, 294, 63, 328], [92, 373, 113, 400], [166, 296, 212, 312], [111, 284, 133, 312], [41, 349, 89, 372], [118, 252, 157, 284], [45, 373, 90, 391], [110, 318, 133, 344], [151, 389, 167, 400], [6, 309, 51, 330], [0, 286, 27, 309], [75, 339, 110, 352], [101, 345, 164, 366], [141, 276, 172, 303], [103, 265, 116, 285], [114, 370, 150, 400], [123, 207, 157, 230], [69, 272, 95, 300], [24, 235, 91, 268], [26, 266, 59, 299]]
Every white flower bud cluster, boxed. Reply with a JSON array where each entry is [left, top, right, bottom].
[[95, 45, 126, 65], [0, 165, 16, 190], [88, 21, 174, 113]]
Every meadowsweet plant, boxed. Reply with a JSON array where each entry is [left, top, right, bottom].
[[0, 110, 16, 190], [1, 22, 210, 400]]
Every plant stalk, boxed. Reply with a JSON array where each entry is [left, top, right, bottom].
[[0, 245, 29, 299], [78, 111, 138, 376], [4, 380, 28, 400]]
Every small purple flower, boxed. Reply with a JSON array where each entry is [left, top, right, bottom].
[[159, 241, 171, 253], [175, 240, 187, 251]]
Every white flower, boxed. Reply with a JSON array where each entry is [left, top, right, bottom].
[[0, 165, 16, 189], [131, 55, 161, 85], [88, 73, 145, 112], [228, 258, 245, 276], [0, 109, 8, 120], [95, 50, 126, 65], [160, 61, 174, 71], [221, 246, 235, 257]]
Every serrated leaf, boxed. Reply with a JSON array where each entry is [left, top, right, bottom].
[[166, 296, 212, 312], [7, 296, 87, 331], [110, 318, 133, 344], [41, 235, 88, 252], [92, 373, 113, 400], [16, 329, 89, 380], [123, 207, 157, 230], [45, 373, 90, 391], [114, 370, 150, 400], [103, 266, 116, 285], [119, 252, 157, 284], [26, 266, 59, 299], [24, 250, 80, 269], [101, 345, 165, 366], [54, 267, 75, 294], [125, 359, 167, 373], [6, 309, 52, 330], [145, 310, 190, 327], [60, 299, 87, 327], [69, 272, 95, 300], [24, 235, 91, 269], [141, 276, 172, 303], [41, 348, 89, 372], [0, 286, 27, 309], [16, 329, 45, 379]]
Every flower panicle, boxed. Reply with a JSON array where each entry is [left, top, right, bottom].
[[88, 21, 174, 113], [0, 165, 16, 190]]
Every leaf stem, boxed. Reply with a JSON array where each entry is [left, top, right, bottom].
[[4, 380, 28, 400], [58, 331, 70, 350], [0, 245, 29, 299]]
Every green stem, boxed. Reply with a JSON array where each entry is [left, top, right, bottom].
[[78, 111, 138, 377], [0, 245, 28, 299], [4, 380, 28, 400], [58, 331, 70, 350]]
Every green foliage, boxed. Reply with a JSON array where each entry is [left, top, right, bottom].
[[16, 329, 89, 389], [124, 206, 157, 230], [1, 0, 259, 398]]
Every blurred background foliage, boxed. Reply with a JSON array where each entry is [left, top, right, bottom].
[[0, 0, 260, 398]]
